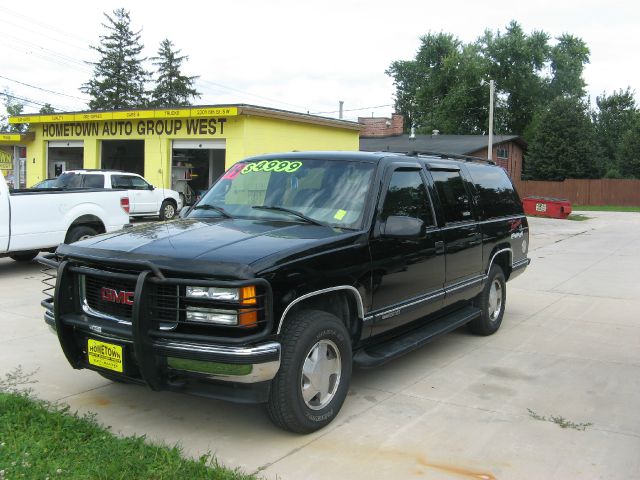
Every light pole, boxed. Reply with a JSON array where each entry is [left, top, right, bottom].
[[488, 79, 495, 161]]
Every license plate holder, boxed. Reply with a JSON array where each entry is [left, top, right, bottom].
[[87, 338, 124, 373]]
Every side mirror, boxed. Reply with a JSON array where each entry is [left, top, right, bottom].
[[381, 216, 424, 238], [148, 184, 155, 190]]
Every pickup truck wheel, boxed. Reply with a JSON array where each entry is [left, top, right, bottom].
[[267, 310, 352, 433], [159, 200, 176, 220], [9, 250, 38, 262], [65, 226, 97, 244], [469, 264, 506, 336]]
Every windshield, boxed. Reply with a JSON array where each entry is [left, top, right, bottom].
[[190, 158, 375, 229]]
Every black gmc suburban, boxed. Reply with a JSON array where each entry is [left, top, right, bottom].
[[41, 151, 530, 433]]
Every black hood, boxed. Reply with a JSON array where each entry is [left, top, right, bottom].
[[56, 218, 362, 278]]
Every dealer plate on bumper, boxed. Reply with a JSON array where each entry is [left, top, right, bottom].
[[87, 339, 123, 373]]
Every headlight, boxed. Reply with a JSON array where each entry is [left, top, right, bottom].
[[186, 307, 238, 325], [186, 286, 239, 301], [184, 285, 259, 327]]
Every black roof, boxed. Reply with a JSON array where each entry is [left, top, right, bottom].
[[360, 134, 526, 155]]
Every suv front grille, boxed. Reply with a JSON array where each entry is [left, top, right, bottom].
[[82, 274, 179, 324]]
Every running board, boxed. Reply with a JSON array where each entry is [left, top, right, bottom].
[[353, 305, 481, 368]]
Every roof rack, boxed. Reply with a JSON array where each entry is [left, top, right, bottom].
[[406, 150, 495, 165]]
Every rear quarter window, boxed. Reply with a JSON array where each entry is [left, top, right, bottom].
[[82, 175, 105, 188], [465, 164, 522, 218]]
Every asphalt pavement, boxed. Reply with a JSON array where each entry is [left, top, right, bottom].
[[1, 211, 639, 479]]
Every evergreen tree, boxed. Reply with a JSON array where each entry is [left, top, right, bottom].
[[151, 39, 200, 107], [525, 96, 601, 180], [39, 103, 56, 114], [81, 8, 148, 110]]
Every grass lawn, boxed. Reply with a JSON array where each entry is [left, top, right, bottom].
[[573, 205, 640, 212], [0, 391, 255, 480]]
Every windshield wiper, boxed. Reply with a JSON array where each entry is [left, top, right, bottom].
[[192, 204, 233, 218], [252, 205, 326, 226]]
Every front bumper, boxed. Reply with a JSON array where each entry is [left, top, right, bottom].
[[41, 255, 279, 404]]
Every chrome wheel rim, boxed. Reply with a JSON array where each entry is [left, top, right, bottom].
[[301, 339, 342, 410], [488, 279, 503, 321], [78, 234, 92, 241], [164, 204, 175, 218]]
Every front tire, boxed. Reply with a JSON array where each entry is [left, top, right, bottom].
[[267, 310, 352, 433], [9, 250, 38, 262], [159, 200, 177, 220], [469, 264, 506, 335]]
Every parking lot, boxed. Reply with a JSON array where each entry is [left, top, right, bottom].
[[1, 212, 639, 480]]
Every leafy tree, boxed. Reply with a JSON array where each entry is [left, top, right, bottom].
[[0, 90, 27, 133], [387, 33, 489, 134], [81, 8, 149, 110], [593, 88, 638, 174], [525, 96, 601, 180], [150, 39, 200, 107], [617, 115, 640, 178], [548, 34, 590, 99], [387, 21, 592, 139], [479, 21, 550, 136]]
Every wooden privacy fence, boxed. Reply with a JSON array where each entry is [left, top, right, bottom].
[[513, 179, 640, 206]]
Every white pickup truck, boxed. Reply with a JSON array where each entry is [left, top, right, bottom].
[[0, 177, 130, 262]]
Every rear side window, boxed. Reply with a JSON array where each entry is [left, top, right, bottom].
[[129, 176, 150, 190], [381, 169, 434, 226], [82, 175, 104, 188], [111, 175, 133, 189], [465, 164, 521, 218], [430, 170, 473, 223]]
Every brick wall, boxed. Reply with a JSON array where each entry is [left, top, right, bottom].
[[359, 114, 404, 137]]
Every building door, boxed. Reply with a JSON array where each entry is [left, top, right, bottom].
[[47, 141, 83, 177], [171, 139, 226, 205], [101, 140, 144, 175]]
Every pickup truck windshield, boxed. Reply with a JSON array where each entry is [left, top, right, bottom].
[[193, 159, 375, 229]]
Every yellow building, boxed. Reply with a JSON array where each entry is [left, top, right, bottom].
[[5, 104, 360, 197]]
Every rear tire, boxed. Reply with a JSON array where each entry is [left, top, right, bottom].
[[469, 264, 506, 336], [267, 310, 352, 433], [9, 250, 38, 262], [65, 225, 97, 244], [159, 200, 177, 220]]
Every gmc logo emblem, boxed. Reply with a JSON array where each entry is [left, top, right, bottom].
[[100, 287, 134, 306]]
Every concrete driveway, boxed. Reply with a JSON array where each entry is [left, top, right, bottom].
[[1, 211, 639, 479]]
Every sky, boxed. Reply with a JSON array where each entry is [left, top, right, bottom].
[[1, 0, 639, 124]]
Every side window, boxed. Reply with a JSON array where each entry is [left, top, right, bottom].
[[465, 164, 521, 218], [64, 174, 83, 188], [129, 176, 150, 190], [430, 170, 473, 223], [82, 175, 104, 188], [111, 175, 132, 189], [381, 169, 434, 226]]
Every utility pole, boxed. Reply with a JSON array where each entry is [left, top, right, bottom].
[[488, 79, 495, 160]]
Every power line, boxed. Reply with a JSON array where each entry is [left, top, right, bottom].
[[0, 91, 63, 111], [310, 104, 394, 115], [0, 74, 87, 103], [197, 79, 310, 111]]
